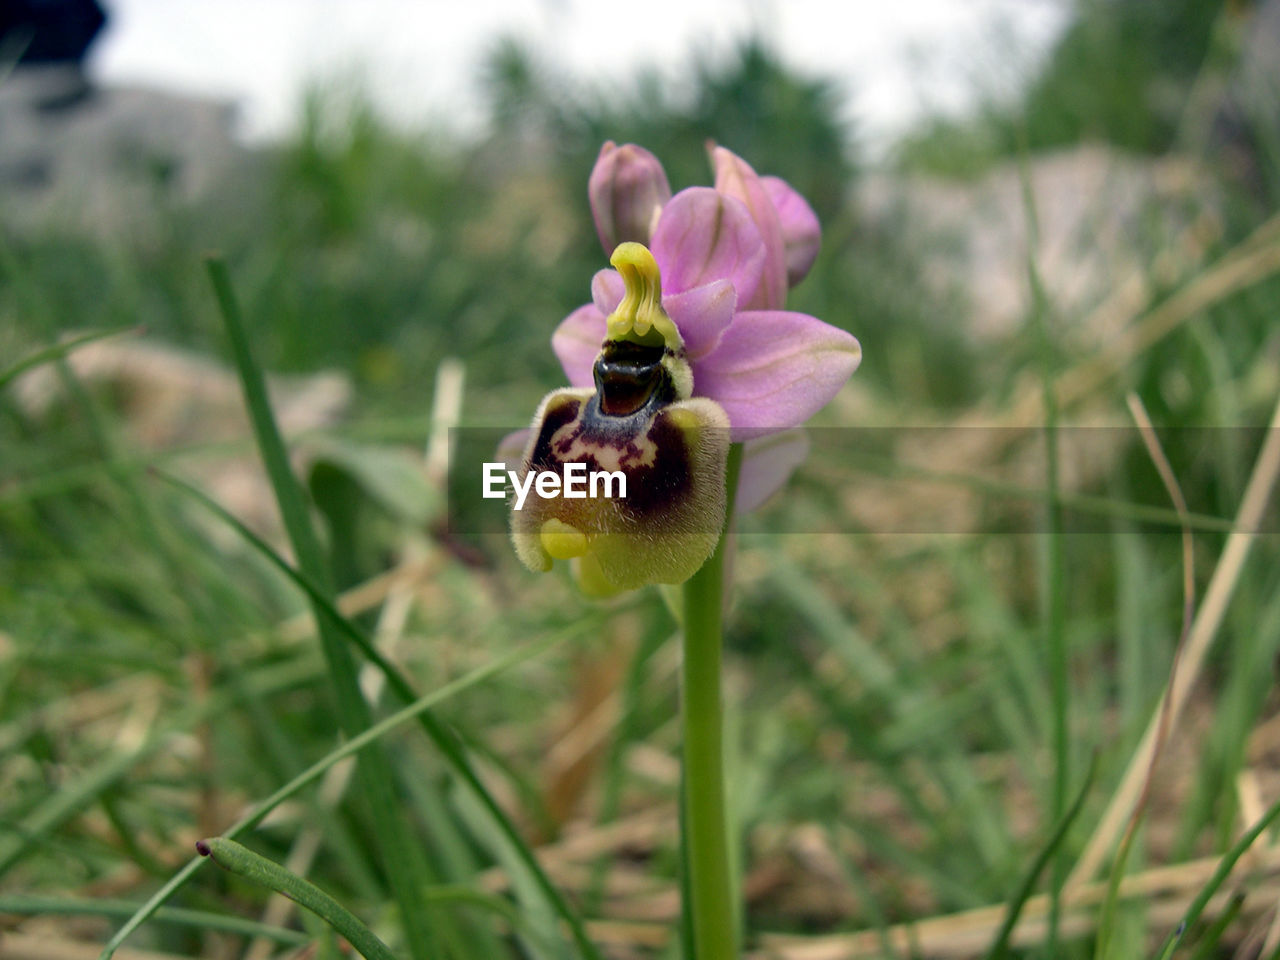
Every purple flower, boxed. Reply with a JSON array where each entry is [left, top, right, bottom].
[[554, 144, 859, 440], [506, 144, 860, 593]]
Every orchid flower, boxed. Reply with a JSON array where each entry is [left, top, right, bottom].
[[509, 142, 860, 594], [507, 143, 860, 959], [556, 143, 859, 439]]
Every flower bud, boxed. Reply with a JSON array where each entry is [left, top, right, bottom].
[[589, 141, 671, 255]]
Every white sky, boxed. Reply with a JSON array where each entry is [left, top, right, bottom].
[[88, 0, 1069, 152]]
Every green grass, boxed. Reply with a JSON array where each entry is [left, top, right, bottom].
[[5, 10, 1280, 958]]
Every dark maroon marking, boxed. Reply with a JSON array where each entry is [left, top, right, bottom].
[[610, 412, 695, 518], [522, 340, 709, 524], [527, 402, 698, 520], [196, 839, 212, 857], [529, 396, 582, 471]]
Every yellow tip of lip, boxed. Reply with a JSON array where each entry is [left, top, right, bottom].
[[540, 518, 590, 559], [663, 406, 702, 432], [573, 552, 626, 598]]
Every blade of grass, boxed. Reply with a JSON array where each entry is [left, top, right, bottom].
[[768, 588, 944, 850], [1153, 796, 1280, 960], [395, 773, 507, 959], [452, 784, 564, 959], [1070, 388, 1280, 887], [1174, 576, 1280, 858], [420, 884, 561, 956], [99, 615, 582, 960], [829, 823, 902, 960], [769, 556, 1011, 880], [989, 211, 1280, 429], [983, 754, 1096, 960], [1016, 132, 1070, 956], [1095, 394, 1198, 960], [198, 838, 396, 960], [1183, 891, 1244, 960], [218, 648, 385, 904], [153, 465, 609, 960], [2, 239, 381, 916], [98, 790, 171, 879], [206, 255, 438, 960], [0, 896, 309, 945], [585, 619, 670, 916], [0, 326, 142, 390], [0, 656, 318, 878], [805, 453, 1237, 535]]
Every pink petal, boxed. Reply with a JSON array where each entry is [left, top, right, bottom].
[[591, 269, 624, 316], [551, 303, 607, 388], [662, 279, 736, 359], [710, 146, 788, 311], [692, 310, 861, 439], [649, 187, 765, 307], [762, 175, 821, 288], [735, 429, 811, 514]]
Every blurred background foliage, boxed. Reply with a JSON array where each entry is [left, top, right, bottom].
[[898, 0, 1248, 174], [4, 0, 1280, 956]]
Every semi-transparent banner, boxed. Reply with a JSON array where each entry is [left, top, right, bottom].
[[446, 426, 1277, 536]]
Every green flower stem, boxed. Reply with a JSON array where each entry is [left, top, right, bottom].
[[681, 441, 743, 960]]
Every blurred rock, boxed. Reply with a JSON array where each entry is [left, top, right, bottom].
[[857, 145, 1217, 342], [12, 336, 352, 541], [0, 74, 248, 237]]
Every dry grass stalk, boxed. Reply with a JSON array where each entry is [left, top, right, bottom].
[[273, 552, 437, 644], [956, 209, 1280, 434], [0, 934, 193, 960], [584, 919, 672, 948], [424, 356, 466, 483], [1077, 393, 1199, 922], [1068, 388, 1280, 888], [815, 217, 1280, 545], [475, 806, 676, 894], [1051, 234, 1280, 416], [757, 847, 1280, 959]]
